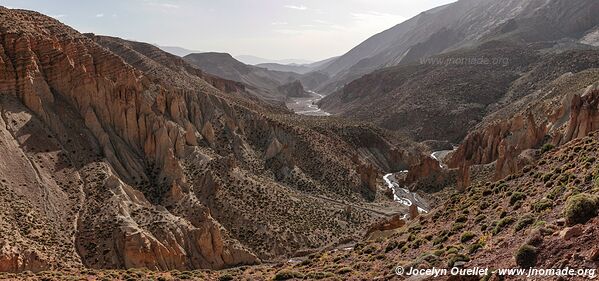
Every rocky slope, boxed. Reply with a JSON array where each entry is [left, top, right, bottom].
[[313, 0, 599, 94], [0, 7, 422, 273], [448, 53, 599, 180], [9, 112, 599, 281]]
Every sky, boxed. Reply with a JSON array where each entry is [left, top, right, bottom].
[[0, 0, 457, 62]]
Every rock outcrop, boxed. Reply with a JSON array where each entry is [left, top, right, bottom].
[[277, 80, 311, 98], [449, 70, 599, 180]]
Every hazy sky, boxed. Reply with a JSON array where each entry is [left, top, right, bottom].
[[1, 0, 456, 61]]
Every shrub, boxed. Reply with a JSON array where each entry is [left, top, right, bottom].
[[273, 270, 305, 280], [385, 240, 399, 253], [474, 214, 486, 223], [547, 185, 565, 200], [533, 198, 553, 213], [493, 216, 515, 235], [468, 242, 485, 254], [510, 192, 526, 205], [456, 215, 468, 223], [460, 232, 476, 243], [514, 215, 535, 232], [447, 254, 470, 267], [336, 267, 352, 275], [563, 193, 599, 226], [540, 143, 554, 154], [515, 245, 537, 268], [451, 222, 466, 232]]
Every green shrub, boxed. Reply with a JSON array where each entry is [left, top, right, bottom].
[[474, 214, 486, 223], [510, 192, 526, 205], [460, 232, 476, 243], [385, 240, 399, 253], [273, 270, 305, 280], [451, 222, 466, 232], [455, 215, 468, 223], [515, 245, 537, 268], [533, 198, 553, 213], [493, 216, 515, 235], [468, 242, 485, 254], [563, 193, 599, 226], [540, 143, 554, 154], [336, 267, 352, 275], [447, 254, 470, 267], [514, 215, 535, 232]]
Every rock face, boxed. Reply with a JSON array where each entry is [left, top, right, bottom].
[[0, 7, 419, 272], [404, 155, 453, 191], [277, 80, 311, 98], [449, 72, 599, 180], [365, 215, 406, 237]]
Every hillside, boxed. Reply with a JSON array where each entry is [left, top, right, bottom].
[[319, 41, 599, 144], [8, 90, 599, 280]]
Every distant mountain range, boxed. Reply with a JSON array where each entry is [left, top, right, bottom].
[[256, 57, 338, 74], [234, 55, 313, 66], [157, 45, 203, 57]]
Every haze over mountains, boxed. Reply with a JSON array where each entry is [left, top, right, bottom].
[[2, 0, 599, 280]]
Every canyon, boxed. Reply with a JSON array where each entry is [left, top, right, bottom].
[[1, 0, 599, 280]]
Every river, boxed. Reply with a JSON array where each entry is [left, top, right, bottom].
[[383, 172, 429, 214], [286, 90, 331, 116]]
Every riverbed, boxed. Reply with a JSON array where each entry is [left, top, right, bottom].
[[286, 91, 331, 116]]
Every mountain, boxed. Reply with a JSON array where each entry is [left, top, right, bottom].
[[0, 6, 424, 273], [319, 0, 599, 143], [254, 63, 313, 75], [183, 52, 306, 102], [234, 55, 312, 66], [256, 56, 339, 75], [157, 45, 202, 57], [315, 0, 599, 93]]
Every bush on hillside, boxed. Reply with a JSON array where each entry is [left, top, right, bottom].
[[563, 193, 599, 226], [515, 245, 537, 268]]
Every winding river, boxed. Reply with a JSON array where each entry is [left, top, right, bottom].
[[383, 172, 429, 214]]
